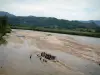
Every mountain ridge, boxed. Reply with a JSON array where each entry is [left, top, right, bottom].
[[0, 11, 15, 17], [0, 11, 100, 28]]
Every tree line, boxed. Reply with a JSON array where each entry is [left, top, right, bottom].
[[0, 16, 11, 44]]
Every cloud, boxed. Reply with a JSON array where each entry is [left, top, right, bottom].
[[0, 0, 100, 20]]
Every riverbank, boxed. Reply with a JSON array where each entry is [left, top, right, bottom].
[[11, 26, 100, 38]]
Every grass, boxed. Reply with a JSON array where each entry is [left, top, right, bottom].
[[11, 25, 100, 38]]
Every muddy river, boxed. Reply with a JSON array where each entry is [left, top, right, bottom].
[[0, 29, 100, 75]]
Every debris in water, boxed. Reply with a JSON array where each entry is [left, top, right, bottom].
[[96, 61, 100, 66], [30, 54, 32, 59], [36, 52, 57, 63], [41, 52, 56, 60], [43, 59, 47, 62]]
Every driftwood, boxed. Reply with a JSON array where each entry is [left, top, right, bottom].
[[41, 52, 56, 60]]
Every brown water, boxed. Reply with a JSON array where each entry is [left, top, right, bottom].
[[0, 29, 100, 75], [65, 34, 100, 46]]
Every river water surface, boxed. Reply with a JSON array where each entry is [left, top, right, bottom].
[[0, 29, 100, 75]]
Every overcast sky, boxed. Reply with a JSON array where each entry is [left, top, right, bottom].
[[0, 0, 100, 20]]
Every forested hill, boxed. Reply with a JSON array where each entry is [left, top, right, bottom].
[[0, 11, 15, 17], [8, 16, 98, 29], [81, 20, 100, 26], [8, 16, 100, 32], [0, 11, 100, 33]]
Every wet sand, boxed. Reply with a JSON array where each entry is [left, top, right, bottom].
[[0, 29, 100, 75]]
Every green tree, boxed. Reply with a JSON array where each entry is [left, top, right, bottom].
[[0, 16, 11, 36], [0, 16, 11, 44]]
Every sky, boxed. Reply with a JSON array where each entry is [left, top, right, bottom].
[[0, 0, 100, 20]]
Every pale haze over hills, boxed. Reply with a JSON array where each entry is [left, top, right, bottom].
[[0, 0, 100, 20]]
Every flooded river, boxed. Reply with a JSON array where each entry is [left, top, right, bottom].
[[0, 29, 100, 75], [65, 34, 100, 46]]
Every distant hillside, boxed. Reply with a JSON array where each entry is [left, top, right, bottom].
[[0, 11, 15, 17], [80, 20, 100, 26], [8, 16, 99, 29], [93, 21, 100, 26], [0, 11, 100, 31]]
